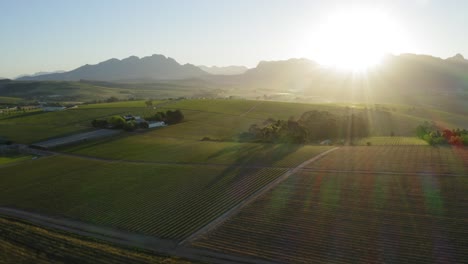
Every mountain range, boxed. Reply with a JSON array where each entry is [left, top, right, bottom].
[[16, 71, 65, 79], [7, 52, 468, 113], [17, 54, 208, 82], [198, 65, 248, 75]]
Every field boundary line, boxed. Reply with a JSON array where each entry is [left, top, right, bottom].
[[0, 207, 179, 254], [240, 101, 263, 117], [179, 147, 340, 246], [0, 208, 277, 264], [299, 168, 468, 177]]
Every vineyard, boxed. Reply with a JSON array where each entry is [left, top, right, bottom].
[[0, 217, 191, 264], [307, 146, 468, 175], [0, 155, 301, 241], [65, 133, 331, 166], [0, 106, 167, 143], [193, 170, 468, 263]]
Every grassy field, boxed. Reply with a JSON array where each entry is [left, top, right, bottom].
[[0, 96, 25, 105], [0, 217, 191, 264], [64, 133, 331, 166], [2, 98, 467, 144], [0, 152, 333, 241], [0, 155, 33, 166], [193, 162, 468, 263], [79, 100, 163, 109], [1, 98, 468, 263], [0, 107, 166, 143]]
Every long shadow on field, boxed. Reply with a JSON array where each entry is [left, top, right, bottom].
[[204, 143, 301, 189], [0, 111, 44, 121]]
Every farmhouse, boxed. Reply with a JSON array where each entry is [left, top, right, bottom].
[[148, 121, 167, 128], [41, 106, 66, 112]]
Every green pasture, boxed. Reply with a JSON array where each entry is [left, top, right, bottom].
[[0, 155, 33, 166]]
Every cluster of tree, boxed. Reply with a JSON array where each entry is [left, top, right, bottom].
[[145, 110, 184, 125], [91, 116, 147, 131], [241, 110, 369, 144], [416, 121, 468, 146]]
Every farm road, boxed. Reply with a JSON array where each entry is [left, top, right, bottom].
[[0, 147, 340, 264], [179, 147, 340, 245], [240, 101, 264, 117]]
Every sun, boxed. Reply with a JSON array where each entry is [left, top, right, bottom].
[[313, 8, 407, 71]]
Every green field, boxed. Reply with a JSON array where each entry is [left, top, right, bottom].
[[0, 107, 166, 143], [307, 146, 468, 175], [0, 217, 191, 264], [79, 100, 163, 109], [0, 155, 33, 166], [193, 146, 468, 263], [0, 96, 25, 105], [0, 151, 328, 240], [2, 98, 467, 144], [1, 98, 467, 263], [65, 132, 331, 166], [354, 136, 428, 145]]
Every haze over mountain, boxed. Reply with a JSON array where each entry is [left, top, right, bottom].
[[16, 71, 65, 79], [198, 65, 248, 75], [8, 52, 468, 113], [17, 54, 208, 82]]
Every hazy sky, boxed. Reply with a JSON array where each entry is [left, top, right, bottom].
[[1, 0, 467, 78]]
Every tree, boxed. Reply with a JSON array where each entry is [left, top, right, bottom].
[[165, 109, 184, 124], [106, 96, 119, 103], [107, 116, 126, 129], [145, 99, 153, 107]]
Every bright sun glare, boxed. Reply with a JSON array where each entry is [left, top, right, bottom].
[[314, 8, 408, 71]]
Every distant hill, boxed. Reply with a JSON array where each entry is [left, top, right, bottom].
[[5, 52, 468, 114], [198, 65, 248, 75], [17, 54, 208, 82], [16, 71, 65, 79]]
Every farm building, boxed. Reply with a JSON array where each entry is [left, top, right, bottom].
[[148, 121, 166, 128], [41, 106, 66, 112]]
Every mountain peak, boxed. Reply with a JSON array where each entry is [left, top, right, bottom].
[[16, 53, 208, 81], [447, 53, 465, 61]]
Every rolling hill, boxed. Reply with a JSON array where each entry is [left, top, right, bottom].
[[198, 65, 248, 75], [17, 54, 208, 82]]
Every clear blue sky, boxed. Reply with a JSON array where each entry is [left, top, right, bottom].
[[1, 0, 467, 78]]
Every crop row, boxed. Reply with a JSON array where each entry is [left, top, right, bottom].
[[0, 156, 289, 241], [0, 217, 183, 264], [193, 171, 468, 263], [308, 146, 468, 174]]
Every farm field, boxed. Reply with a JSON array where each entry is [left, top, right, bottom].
[[306, 146, 468, 175], [78, 100, 163, 109], [354, 136, 428, 146], [0, 217, 191, 264], [2, 98, 468, 144], [0, 96, 25, 105], [0, 155, 33, 166], [193, 169, 468, 263], [64, 132, 331, 167], [0, 154, 312, 241], [0, 106, 164, 144]]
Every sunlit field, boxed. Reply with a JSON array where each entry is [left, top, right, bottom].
[[2, 0, 468, 263], [193, 169, 468, 263]]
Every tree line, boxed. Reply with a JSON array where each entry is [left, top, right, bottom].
[[91, 110, 184, 131], [417, 121, 468, 146], [241, 110, 369, 144]]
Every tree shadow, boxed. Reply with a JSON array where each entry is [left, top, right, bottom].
[[204, 143, 301, 189], [0, 111, 44, 121]]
